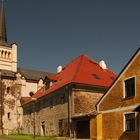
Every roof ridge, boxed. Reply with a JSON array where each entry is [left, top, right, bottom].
[[81, 54, 98, 64], [71, 55, 84, 82]]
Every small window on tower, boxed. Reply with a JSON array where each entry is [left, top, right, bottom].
[[6, 87, 11, 94], [7, 112, 11, 120]]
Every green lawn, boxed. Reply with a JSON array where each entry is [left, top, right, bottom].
[[0, 135, 61, 140]]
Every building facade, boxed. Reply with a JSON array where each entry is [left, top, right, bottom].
[[96, 48, 140, 140], [22, 55, 116, 139]]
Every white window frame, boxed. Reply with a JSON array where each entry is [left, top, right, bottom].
[[123, 112, 136, 132], [123, 76, 136, 98]]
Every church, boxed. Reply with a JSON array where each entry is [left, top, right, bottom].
[[0, 1, 52, 134]]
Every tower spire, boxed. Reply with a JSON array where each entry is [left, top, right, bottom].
[[0, 0, 7, 46]]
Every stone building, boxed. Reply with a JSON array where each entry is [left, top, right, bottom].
[[95, 48, 140, 140], [0, 1, 52, 134], [22, 55, 116, 139]]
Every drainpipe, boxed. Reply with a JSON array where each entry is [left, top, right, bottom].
[[67, 86, 72, 138]]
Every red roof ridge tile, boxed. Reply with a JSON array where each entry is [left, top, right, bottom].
[[71, 55, 84, 82]]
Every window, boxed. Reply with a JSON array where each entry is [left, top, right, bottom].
[[6, 87, 10, 94], [125, 113, 135, 131], [92, 74, 100, 80], [124, 77, 135, 98], [7, 112, 11, 120]]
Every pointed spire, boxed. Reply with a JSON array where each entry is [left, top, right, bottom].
[[0, 0, 7, 46]]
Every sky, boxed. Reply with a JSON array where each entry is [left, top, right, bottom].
[[3, 0, 140, 74]]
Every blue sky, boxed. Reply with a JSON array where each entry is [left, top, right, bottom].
[[4, 0, 140, 74]]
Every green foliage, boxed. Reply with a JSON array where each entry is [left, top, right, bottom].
[[0, 134, 59, 140]]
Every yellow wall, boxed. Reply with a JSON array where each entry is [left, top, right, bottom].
[[98, 50, 140, 139]]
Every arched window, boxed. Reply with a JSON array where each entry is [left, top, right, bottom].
[[6, 87, 11, 94]]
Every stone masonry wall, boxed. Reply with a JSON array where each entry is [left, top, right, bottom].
[[23, 89, 69, 136], [72, 90, 103, 116], [1, 78, 22, 135]]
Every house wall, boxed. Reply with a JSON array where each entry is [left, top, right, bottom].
[[97, 51, 140, 140], [90, 115, 97, 140], [101, 110, 139, 140], [99, 53, 140, 111], [72, 90, 103, 116], [23, 88, 69, 136], [72, 89, 103, 139], [22, 87, 104, 137]]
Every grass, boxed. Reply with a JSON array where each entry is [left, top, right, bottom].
[[0, 134, 60, 140]]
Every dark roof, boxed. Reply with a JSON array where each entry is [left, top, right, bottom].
[[17, 68, 53, 81], [0, 68, 53, 81], [0, 70, 15, 77]]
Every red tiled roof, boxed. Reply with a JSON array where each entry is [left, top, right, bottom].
[[23, 55, 116, 105]]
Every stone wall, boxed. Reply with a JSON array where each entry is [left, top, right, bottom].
[[72, 90, 103, 116], [23, 89, 69, 136], [1, 78, 23, 135]]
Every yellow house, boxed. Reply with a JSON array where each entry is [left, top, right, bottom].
[[95, 48, 140, 140]]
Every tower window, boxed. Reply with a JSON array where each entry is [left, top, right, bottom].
[[7, 112, 11, 120], [6, 87, 11, 94]]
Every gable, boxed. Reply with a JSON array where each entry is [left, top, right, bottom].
[[97, 48, 140, 112]]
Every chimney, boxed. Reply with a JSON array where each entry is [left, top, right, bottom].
[[57, 65, 63, 73], [99, 60, 107, 69]]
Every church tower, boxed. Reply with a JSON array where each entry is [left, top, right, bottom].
[[0, 0, 17, 72]]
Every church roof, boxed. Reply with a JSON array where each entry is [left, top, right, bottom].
[[23, 55, 116, 105], [0, 70, 15, 78], [0, 68, 53, 81], [17, 68, 53, 81]]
